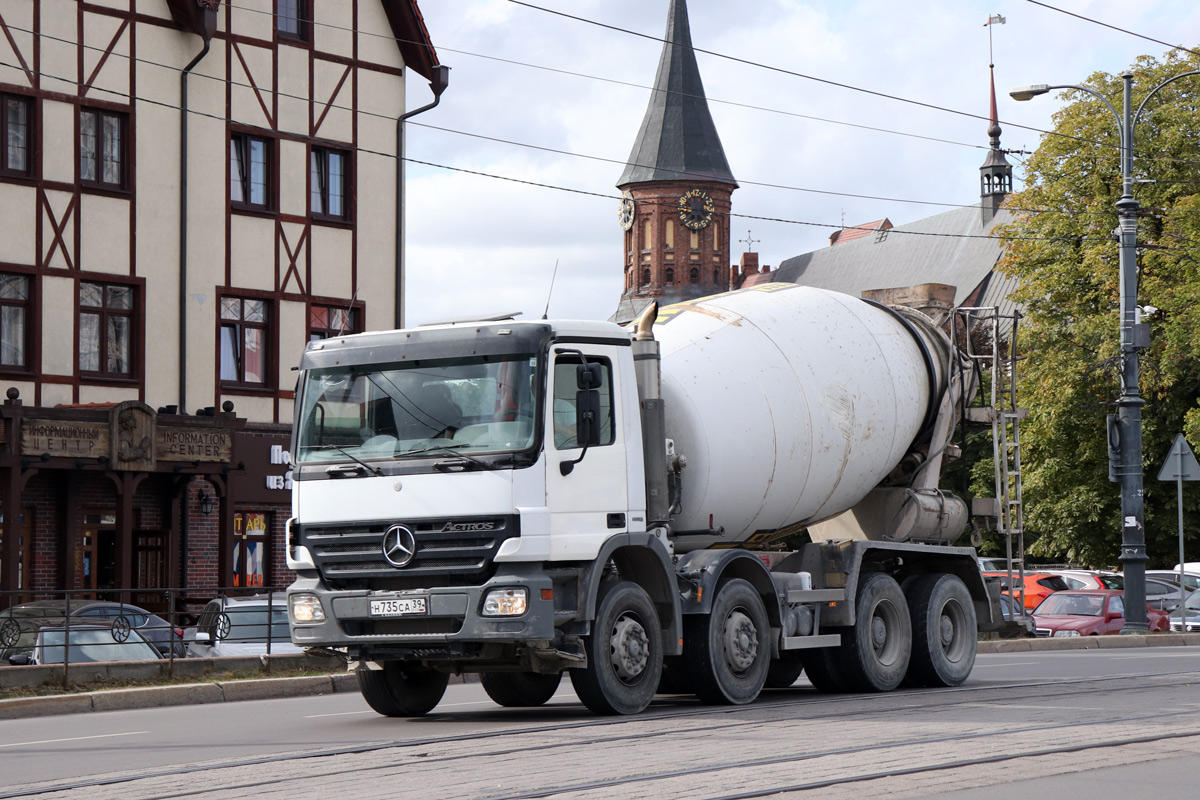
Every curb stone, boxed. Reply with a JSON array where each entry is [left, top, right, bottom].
[[2, 635, 1198, 720]]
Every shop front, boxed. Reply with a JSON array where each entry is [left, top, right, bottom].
[[0, 394, 293, 612]]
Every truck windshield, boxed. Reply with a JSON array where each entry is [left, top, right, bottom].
[[296, 354, 539, 464]]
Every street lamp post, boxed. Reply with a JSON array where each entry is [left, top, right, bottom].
[[1012, 70, 1200, 632]]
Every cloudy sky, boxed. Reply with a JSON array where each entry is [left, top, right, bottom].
[[400, 0, 1199, 326]]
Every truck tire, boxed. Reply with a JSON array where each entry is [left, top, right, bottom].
[[570, 581, 662, 715], [904, 573, 977, 687], [480, 671, 563, 707], [686, 579, 771, 704], [839, 572, 912, 692], [764, 655, 805, 688], [801, 645, 847, 693], [356, 661, 449, 717]]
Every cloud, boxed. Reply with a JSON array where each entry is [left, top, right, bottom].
[[403, 0, 1197, 326]]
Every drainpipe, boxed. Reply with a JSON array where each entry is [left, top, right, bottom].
[[396, 65, 450, 329], [180, 38, 211, 415]]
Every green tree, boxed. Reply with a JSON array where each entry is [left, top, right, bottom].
[[995, 50, 1200, 567]]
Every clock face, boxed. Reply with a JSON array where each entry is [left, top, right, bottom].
[[618, 193, 636, 231], [678, 189, 715, 230]]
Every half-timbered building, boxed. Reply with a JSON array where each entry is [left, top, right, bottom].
[[0, 0, 439, 610]]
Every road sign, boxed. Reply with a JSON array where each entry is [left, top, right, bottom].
[[1156, 434, 1200, 481]]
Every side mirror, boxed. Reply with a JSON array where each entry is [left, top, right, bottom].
[[575, 389, 601, 447], [577, 363, 603, 391], [193, 631, 211, 643], [7, 653, 31, 666]]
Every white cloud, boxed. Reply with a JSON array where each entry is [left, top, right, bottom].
[[403, 0, 1199, 325]]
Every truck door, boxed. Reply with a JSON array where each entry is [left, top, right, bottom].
[[545, 349, 630, 557]]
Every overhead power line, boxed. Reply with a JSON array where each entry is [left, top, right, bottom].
[[216, 0, 1199, 172], [1026, 0, 1200, 60], [1, 54, 1096, 243]]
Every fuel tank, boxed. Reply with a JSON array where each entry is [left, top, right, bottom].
[[650, 284, 947, 552]]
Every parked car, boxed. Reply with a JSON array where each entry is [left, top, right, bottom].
[[185, 595, 303, 658], [1042, 570, 1123, 591], [1168, 590, 1200, 633], [1146, 570, 1200, 593], [1143, 578, 1187, 612], [983, 571, 1070, 611], [0, 600, 184, 659], [4, 621, 163, 665], [1031, 590, 1170, 637]]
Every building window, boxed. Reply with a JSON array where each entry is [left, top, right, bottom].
[[2, 94, 31, 176], [309, 304, 358, 341], [79, 281, 134, 376], [664, 268, 674, 284], [689, 268, 699, 284], [642, 268, 650, 286], [80, 108, 125, 188], [230, 133, 271, 209], [0, 274, 29, 368], [310, 147, 348, 219], [220, 297, 270, 386], [277, 0, 309, 41], [713, 269, 720, 285]]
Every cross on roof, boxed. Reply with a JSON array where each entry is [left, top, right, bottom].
[[739, 230, 759, 253]]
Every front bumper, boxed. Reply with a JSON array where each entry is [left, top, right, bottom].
[[287, 565, 558, 657]]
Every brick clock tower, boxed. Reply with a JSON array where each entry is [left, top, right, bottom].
[[614, 0, 737, 321]]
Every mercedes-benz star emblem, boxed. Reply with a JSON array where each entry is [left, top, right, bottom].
[[382, 525, 417, 568]]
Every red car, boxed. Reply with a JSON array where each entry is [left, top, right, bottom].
[[1031, 590, 1170, 637]]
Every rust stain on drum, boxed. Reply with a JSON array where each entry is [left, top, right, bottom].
[[681, 305, 743, 325]]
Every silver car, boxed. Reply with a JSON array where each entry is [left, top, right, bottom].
[[185, 595, 304, 657]]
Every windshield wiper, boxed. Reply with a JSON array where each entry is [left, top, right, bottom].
[[404, 443, 494, 470], [304, 445, 384, 477]]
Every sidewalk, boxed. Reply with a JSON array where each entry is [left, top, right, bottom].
[[2, 633, 1198, 720]]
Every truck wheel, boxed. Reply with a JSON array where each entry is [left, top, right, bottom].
[[356, 661, 449, 717], [686, 579, 771, 704], [570, 581, 662, 715], [905, 573, 977, 687], [801, 645, 847, 693], [840, 572, 911, 692], [764, 655, 805, 688], [480, 671, 563, 707]]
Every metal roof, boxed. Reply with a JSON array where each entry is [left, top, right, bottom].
[[770, 203, 1016, 318], [617, 0, 737, 188]]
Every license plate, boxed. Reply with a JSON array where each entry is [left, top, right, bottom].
[[370, 597, 427, 617]]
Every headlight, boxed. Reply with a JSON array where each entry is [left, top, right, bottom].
[[1052, 629, 1081, 637], [289, 593, 326, 623], [483, 588, 527, 616]]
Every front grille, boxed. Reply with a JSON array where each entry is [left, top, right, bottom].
[[303, 516, 517, 590], [341, 618, 463, 637], [1034, 628, 1051, 638]]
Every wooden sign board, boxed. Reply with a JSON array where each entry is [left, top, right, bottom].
[[155, 428, 232, 462], [21, 419, 110, 458]]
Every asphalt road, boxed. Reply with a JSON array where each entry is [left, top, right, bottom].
[[3, 646, 1199, 798]]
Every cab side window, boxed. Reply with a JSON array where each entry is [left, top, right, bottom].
[[552, 356, 614, 450]]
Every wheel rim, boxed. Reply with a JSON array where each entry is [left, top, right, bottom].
[[938, 598, 970, 663], [871, 600, 903, 667], [721, 609, 759, 675], [609, 612, 650, 684]]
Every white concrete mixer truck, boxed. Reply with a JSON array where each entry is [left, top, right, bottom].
[[284, 283, 997, 716]]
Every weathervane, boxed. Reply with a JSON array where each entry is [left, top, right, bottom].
[[739, 230, 759, 253]]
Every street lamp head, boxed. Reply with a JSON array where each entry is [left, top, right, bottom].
[[1010, 84, 1051, 102]]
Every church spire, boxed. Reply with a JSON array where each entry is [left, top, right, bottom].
[[980, 17, 1012, 224], [617, 0, 736, 188]]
